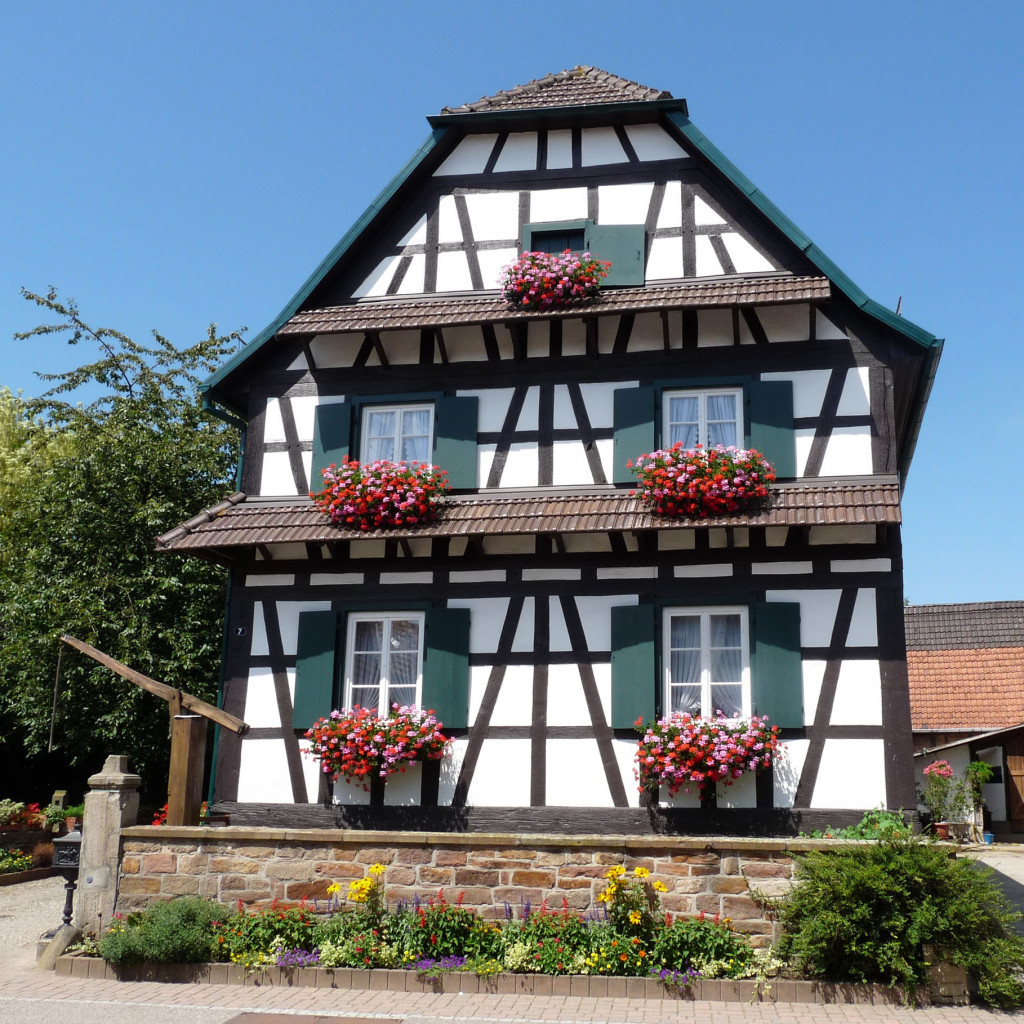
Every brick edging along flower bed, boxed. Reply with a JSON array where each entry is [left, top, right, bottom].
[[53, 953, 966, 1006], [0, 866, 57, 887]]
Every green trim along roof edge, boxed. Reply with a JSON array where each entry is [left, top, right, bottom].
[[199, 101, 942, 486], [200, 127, 447, 395]]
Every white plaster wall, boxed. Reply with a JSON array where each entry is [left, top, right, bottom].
[[762, 369, 830, 418], [597, 183, 653, 224], [553, 440, 595, 484], [580, 126, 628, 165], [819, 426, 874, 476], [546, 740, 614, 806], [695, 236, 723, 277], [721, 233, 774, 273], [467, 739, 532, 806], [259, 452, 297, 496], [976, 745, 1007, 820], [837, 367, 871, 416], [243, 666, 295, 729], [511, 597, 534, 652], [546, 664, 591, 726], [800, 660, 826, 726], [437, 739, 468, 806], [530, 187, 588, 223], [645, 237, 685, 278], [773, 740, 809, 808], [470, 663, 532, 727], [573, 595, 638, 652], [446, 597, 510, 654], [437, 195, 462, 243], [657, 182, 683, 228], [831, 660, 883, 725], [693, 196, 725, 225], [332, 776, 372, 806], [236, 739, 294, 803], [755, 304, 810, 343], [478, 248, 517, 291], [433, 134, 498, 175], [812, 739, 887, 808], [816, 310, 849, 341], [494, 132, 537, 172], [623, 123, 687, 161], [436, 251, 473, 291], [547, 130, 572, 169], [298, 738, 323, 803]]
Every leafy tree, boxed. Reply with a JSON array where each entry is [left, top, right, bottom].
[[0, 288, 243, 800]]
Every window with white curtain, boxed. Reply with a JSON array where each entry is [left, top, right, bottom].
[[663, 388, 743, 449], [344, 612, 424, 712], [359, 404, 434, 464], [663, 607, 750, 718]]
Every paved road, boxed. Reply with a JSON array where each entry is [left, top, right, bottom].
[[3, 862, 1024, 1023]]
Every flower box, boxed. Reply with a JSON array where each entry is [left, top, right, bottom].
[[630, 443, 775, 518], [311, 459, 448, 531], [499, 250, 610, 310]]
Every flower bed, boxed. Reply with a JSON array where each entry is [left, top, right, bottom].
[[499, 250, 610, 310], [635, 713, 779, 797], [630, 443, 775, 518], [311, 458, 448, 531], [305, 705, 449, 790]]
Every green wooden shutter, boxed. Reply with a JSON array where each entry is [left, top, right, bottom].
[[750, 601, 802, 728], [585, 224, 645, 286], [611, 604, 657, 728], [293, 610, 338, 729], [433, 396, 478, 490], [612, 386, 656, 485], [746, 380, 795, 479], [422, 606, 471, 729], [311, 401, 352, 491]]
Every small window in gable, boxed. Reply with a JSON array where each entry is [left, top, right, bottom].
[[345, 612, 424, 712], [664, 387, 743, 449], [521, 219, 645, 286], [664, 606, 750, 718], [360, 404, 434, 464]]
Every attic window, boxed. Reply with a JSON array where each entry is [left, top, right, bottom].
[[521, 219, 645, 287], [530, 227, 585, 254]]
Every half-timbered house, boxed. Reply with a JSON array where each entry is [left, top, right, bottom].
[[159, 67, 942, 833]]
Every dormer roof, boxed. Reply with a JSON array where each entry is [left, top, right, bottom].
[[440, 66, 674, 115]]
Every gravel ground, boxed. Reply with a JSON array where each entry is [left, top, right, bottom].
[[0, 874, 66, 964]]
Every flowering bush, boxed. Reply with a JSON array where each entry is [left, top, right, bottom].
[[919, 759, 971, 823], [499, 250, 610, 310], [629, 443, 775, 518], [304, 704, 450, 790], [311, 458, 449, 531], [635, 712, 780, 797]]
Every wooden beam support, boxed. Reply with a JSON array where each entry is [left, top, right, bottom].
[[166, 715, 207, 826], [59, 635, 248, 735]]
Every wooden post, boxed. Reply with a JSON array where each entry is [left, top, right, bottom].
[[166, 715, 206, 826]]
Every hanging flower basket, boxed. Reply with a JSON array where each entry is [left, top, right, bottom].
[[635, 712, 780, 797], [311, 458, 449, 531], [629, 443, 775, 518], [304, 704, 450, 791], [499, 250, 610, 310]]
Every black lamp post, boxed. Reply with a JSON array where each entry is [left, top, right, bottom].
[[52, 829, 82, 927]]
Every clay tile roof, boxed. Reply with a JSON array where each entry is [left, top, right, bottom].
[[905, 602, 1024, 733], [280, 276, 831, 336], [441, 66, 672, 115], [156, 481, 900, 554]]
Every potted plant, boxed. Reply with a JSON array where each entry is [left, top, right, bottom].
[[629, 443, 775, 518], [499, 250, 610, 310], [311, 458, 449, 531], [304, 704, 450, 792], [919, 760, 971, 838], [634, 712, 779, 797]]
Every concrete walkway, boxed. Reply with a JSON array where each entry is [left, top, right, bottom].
[[2, 872, 1023, 1023]]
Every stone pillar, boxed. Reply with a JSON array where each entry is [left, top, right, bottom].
[[75, 755, 140, 936]]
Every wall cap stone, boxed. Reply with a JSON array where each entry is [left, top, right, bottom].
[[120, 825, 864, 853]]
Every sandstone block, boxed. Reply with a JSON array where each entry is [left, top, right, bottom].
[[435, 850, 467, 867], [510, 870, 556, 887], [418, 867, 453, 885], [558, 865, 606, 879], [118, 877, 162, 895], [264, 861, 312, 881], [381, 866, 416, 886], [695, 893, 723, 914], [161, 875, 201, 896], [532, 851, 565, 867], [722, 895, 762, 919], [454, 868, 499, 886], [177, 854, 209, 875], [121, 856, 140, 875], [142, 853, 177, 874], [354, 848, 398, 864], [394, 848, 426, 865], [740, 861, 792, 878], [710, 876, 749, 894], [210, 856, 259, 874], [313, 861, 364, 879], [720, 856, 740, 875]]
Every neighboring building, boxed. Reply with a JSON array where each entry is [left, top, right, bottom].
[[159, 67, 942, 834], [908, 601, 1024, 829]]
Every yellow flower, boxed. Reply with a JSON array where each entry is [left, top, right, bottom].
[[652, 881, 668, 892], [369, 863, 386, 876], [633, 866, 650, 878], [607, 865, 626, 878], [629, 910, 642, 925], [326, 882, 342, 896]]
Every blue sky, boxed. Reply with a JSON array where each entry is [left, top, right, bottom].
[[2, 1, 1021, 605]]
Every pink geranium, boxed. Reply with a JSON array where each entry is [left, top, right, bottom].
[[499, 250, 610, 310]]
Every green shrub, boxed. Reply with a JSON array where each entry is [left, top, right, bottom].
[[0, 799, 24, 826], [804, 807, 910, 840], [216, 901, 317, 963], [651, 914, 754, 977], [778, 836, 1024, 1007], [100, 898, 224, 965]]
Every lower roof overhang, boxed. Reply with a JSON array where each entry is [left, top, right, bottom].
[[157, 478, 900, 559]]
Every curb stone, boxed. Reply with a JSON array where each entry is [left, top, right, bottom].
[[52, 953, 970, 1005]]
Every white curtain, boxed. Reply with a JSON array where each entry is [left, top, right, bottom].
[[669, 615, 702, 713], [706, 394, 738, 448]]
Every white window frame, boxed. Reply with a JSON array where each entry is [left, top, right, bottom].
[[662, 606, 750, 718], [343, 611, 425, 713], [662, 387, 743, 450], [358, 403, 435, 464]]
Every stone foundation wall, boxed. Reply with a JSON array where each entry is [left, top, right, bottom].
[[116, 827, 822, 946]]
